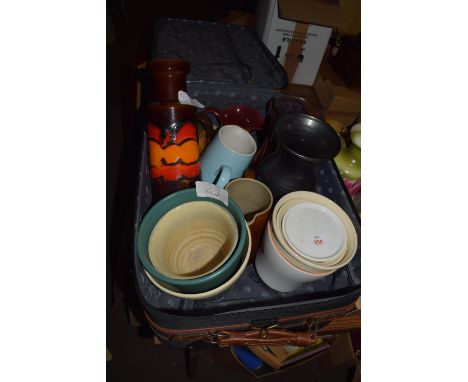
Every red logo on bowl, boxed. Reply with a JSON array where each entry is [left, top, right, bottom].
[[314, 239, 324, 246]]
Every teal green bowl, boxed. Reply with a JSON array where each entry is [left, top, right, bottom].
[[137, 188, 247, 293]]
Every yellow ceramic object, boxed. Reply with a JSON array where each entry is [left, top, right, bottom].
[[334, 124, 361, 181]]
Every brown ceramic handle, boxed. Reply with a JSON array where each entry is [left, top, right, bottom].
[[215, 329, 317, 347], [196, 110, 216, 154], [202, 107, 222, 129], [243, 168, 256, 179], [250, 134, 272, 169]]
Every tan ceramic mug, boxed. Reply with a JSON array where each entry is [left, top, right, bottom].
[[225, 177, 273, 261]]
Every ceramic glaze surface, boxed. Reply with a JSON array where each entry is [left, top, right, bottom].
[[282, 202, 346, 260], [149, 58, 190, 102], [143, 226, 251, 300], [225, 178, 272, 224], [200, 125, 256, 188], [136, 189, 247, 293], [256, 113, 340, 200], [146, 104, 215, 201], [225, 178, 273, 259], [255, 222, 332, 292], [148, 201, 238, 279], [334, 137, 361, 181], [147, 120, 200, 180], [272, 199, 346, 269], [334, 123, 361, 181], [204, 104, 265, 132], [270, 192, 358, 272], [147, 104, 202, 200]]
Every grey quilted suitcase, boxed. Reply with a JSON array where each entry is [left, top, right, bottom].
[[134, 17, 360, 349]]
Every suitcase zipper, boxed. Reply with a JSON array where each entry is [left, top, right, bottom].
[[144, 302, 356, 343]]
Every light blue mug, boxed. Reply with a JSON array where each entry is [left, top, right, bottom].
[[200, 125, 257, 188]]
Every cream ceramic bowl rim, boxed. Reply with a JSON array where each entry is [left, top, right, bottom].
[[225, 178, 273, 225], [266, 220, 334, 276], [273, 199, 347, 266], [144, 226, 251, 300], [273, 207, 356, 272], [148, 200, 238, 279], [272, 209, 357, 272], [275, 200, 347, 265], [272, 191, 358, 271], [281, 202, 347, 262], [272, 193, 357, 271]]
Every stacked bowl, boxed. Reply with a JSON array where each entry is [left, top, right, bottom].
[[255, 191, 358, 292], [137, 189, 251, 300]]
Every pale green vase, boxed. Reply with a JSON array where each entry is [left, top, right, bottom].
[[334, 125, 361, 181]]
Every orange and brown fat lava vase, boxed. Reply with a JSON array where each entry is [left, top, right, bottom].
[[147, 103, 201, 200]]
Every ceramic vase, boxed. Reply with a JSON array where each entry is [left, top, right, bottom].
[[256, 113, 340, 201], [334, 124, 361, 181]]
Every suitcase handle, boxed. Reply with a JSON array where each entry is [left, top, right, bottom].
[[214, 328, 317, 347]]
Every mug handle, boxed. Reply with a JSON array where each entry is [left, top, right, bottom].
[[215, 166, 232, 189]]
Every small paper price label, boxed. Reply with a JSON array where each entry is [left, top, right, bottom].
[[195, 181, 229, 206]]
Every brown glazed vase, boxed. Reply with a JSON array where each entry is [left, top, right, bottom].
[[146, 103, 214, 201], [148, 59, 190, 102]]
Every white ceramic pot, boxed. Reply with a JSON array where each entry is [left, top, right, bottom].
[[255, 221, 333, 292]]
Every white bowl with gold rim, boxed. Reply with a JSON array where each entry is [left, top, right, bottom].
[[271, 191, 358, 272], [273, 199, 347, 266]]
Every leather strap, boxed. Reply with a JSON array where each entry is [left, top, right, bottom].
[[215, 328, 316, 347]]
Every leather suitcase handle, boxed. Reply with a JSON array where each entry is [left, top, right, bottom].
[[215, 328, 316, 347]]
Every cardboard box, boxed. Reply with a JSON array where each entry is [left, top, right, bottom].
[[316, 333, 359, 370], [324, 110, 360, 130], [314, 75, 360, 113], [219, 11, 255, 29], [278, 0, 361, 35], [277, 0, 346, 30], [314, 61, 361, 114], [256, 0, 332, 86]]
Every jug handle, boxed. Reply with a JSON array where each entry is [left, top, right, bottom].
[[196, 110, 216, 154], [202, 107, 222, 130], [243, 168, 256, 179]]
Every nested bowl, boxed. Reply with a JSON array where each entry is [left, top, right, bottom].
[[137, 189, 247, 293], [271, 191, 358, 272]]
